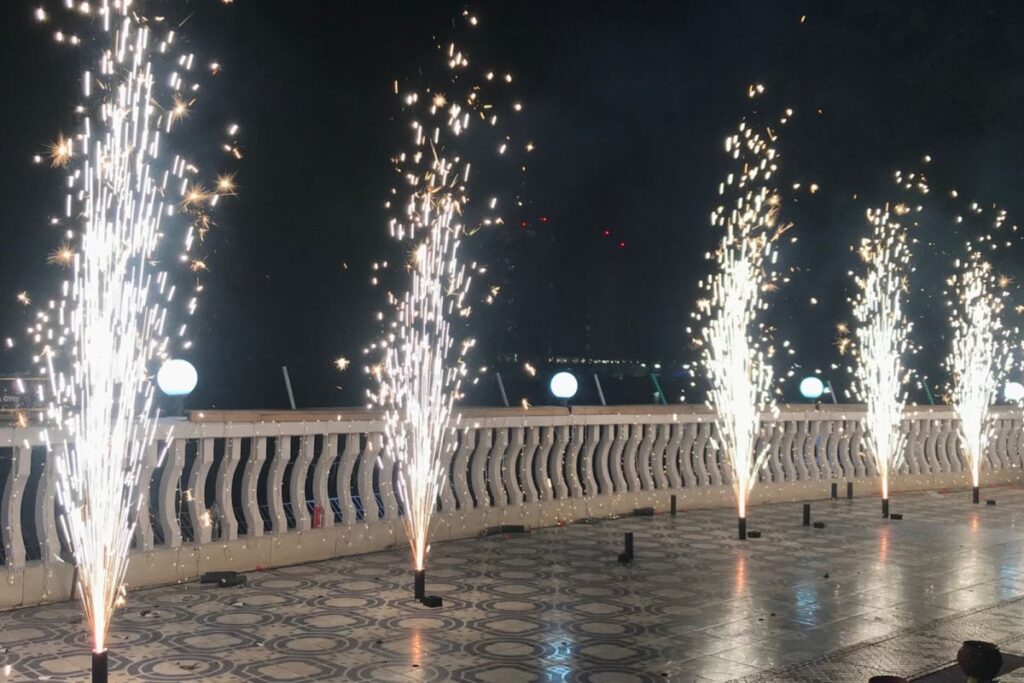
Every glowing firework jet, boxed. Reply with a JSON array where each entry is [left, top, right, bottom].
[[370, 11, 521, 597], [849, 206, 912, 516], [946, 250, 1011, 501], [696, 105, 786, 540], [33, 2, 235, 674], [379, 191, 467, 575]]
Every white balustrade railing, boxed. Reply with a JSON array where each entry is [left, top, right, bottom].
[[1, 404, 1021, 609]]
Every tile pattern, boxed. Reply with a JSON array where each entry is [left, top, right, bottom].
[[4, 487, 1024, 681]]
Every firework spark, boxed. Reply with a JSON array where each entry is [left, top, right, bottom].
[[35, 1, 235, 664], [370, 11, 521, 579], [697, 106, 785, 532], [849, 206, 912, 510], [947, 253, 1012, 492]]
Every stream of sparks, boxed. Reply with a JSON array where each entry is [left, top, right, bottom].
[[850, 206, 912, 501], [947, 251, 1010, 488], [372, 12, 518, 571], [697, 110, 785, 521], [37, 1, 231, 653]]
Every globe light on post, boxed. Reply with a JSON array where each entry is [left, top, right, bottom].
[[549, 371, 579, 404], [799, 376, 825, 401], [1005, 381, 1024, 403], [157, 359, 198, 416]]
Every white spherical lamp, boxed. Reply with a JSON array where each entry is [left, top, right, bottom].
[[549, 371, 579, 401], [1005, 381, 1024, 402], [799, 376, 825, 400], [157, 359, 198, 397]]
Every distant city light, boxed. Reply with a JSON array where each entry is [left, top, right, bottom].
[[799, 376, 825, 400], [549, 371, 579, 400]]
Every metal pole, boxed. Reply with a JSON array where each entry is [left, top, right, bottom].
[[593, 374, 607, 406], [495, 372, 510, 408], [825, 380, 839, 404], [922, 377, 936, 406], [281, 366, 297, 410], [650, 374, 667, 405]]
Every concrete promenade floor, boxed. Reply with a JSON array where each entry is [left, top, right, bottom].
[[4, 486, 1024, 682]]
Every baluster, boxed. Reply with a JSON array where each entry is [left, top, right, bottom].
[[934, 420, 953, 474], [549, 426, 569, 500], [240, 437, 267, 538], [290, 435, 315, 530], [705, 423, 723, 487], [651, 424, 669, 489], [608, 425, 628, 493], [779, 421, 797, 482], [580, 425, 600, 496], [533, 427, 555, 501], [692, 422, 711, 486], [836, 420, 855, 479], [520, 426, 540, 503], [805, 420, 822, 480], [792, 421, 809, 480], [469, 428, 493, 508], [267, 436, 290, 533], [186, 438, 214, 545], [158, 439, 186, 547], [488, 428, 510, 507], [502, 428, 523, 506], [995, 418, 1011, 471], [905, 421, 922, 475], [335, 434, 360, 523], [1008, 417, 1024, 468], [1013, 417, 1024, 468], [357, 433, 383, 521], [665, 423, 684, 489], [944, 423, 960, 471], [622, 425, 642, 491], [767, 421, 784, 482], [2, 446, 30, 568], [215, 438, 242, 540], [133, 442, 159, 551], [437, 428, 458, 512], [679, 423, 698, 486], [451, 427, 476, 508], [311, 434, 338, 529], [565, 425, 585, 499], [378, 447, 398, 521], [922, 420, 940, 474], [594, 425, 613, 495], [636, 424, 656, 490]]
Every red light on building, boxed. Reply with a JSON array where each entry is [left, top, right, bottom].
[[520, 220, 528, 229], [602, 229, 611, 237], [619, 240, 627, 249], [539, 216, 549, 223]]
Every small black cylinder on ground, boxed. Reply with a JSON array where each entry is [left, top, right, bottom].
[[831, 482, 837, 499], [847, 482, 853, 499], [803, 503, 811, 526], [670, 494, 677, 517], [738, 516, 747, 540], [414, 569, 425, 601], [92, 650, 108, 683], [973, 486, 980, 504], [882, 497, 889, 518]]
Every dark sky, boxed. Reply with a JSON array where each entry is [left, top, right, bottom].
[[2, 1, 1024, 409]]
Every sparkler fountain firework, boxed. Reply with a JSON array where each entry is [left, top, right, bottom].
[[946, 250, 1012, 504], [32, 3, 236, 679], [696, 103, 788, 540], [370, 12, 522, 602], [849, 206, 913, 518]]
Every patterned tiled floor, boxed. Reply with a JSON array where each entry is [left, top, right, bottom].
[[5, 487, 1024, 682]]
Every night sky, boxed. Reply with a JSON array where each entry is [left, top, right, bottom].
[[2, 1, 1024, 410]]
